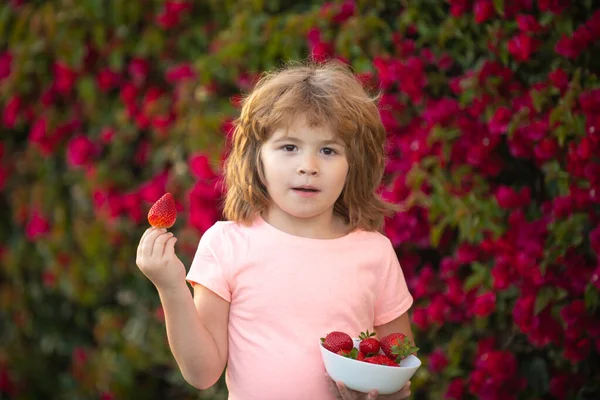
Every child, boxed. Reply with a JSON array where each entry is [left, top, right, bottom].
[[136, 60, 415, 400]]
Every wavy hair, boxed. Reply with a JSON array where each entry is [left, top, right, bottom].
[[222, 59, 401, 232]]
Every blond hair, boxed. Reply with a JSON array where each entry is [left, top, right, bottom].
[[222, 59, 401, 232]]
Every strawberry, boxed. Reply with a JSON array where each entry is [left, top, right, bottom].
[[147, 193, 177, 228], [363, 354, 399, 367], [379, 333, 419, 363], [358, 329, 380, 356], [337, 348, 365, 361], [320, 331, 353, 354]]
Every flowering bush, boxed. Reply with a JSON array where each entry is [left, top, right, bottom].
[[1, 0, 599, 399]]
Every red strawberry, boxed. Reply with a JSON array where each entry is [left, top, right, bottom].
[[147, 193, 177, 228], [337, 348, 365, 361], [379, 333, 419, 363], [363, 354, 399, 367], [320, 331, 353, 354], [358, 330, 380, 355]]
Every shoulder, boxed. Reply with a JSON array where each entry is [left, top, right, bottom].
[[351, 229, 394, 250]]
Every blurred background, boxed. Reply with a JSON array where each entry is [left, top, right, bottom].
[[1, 0, 599, 399]]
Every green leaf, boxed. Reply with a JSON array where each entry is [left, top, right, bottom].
[[584, 284, 599, 312], [77, 76, 97, 106], [534, 287, 554, 315], [493, 0, 504, 16]]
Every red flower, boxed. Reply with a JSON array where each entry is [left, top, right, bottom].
[[488, 107, 512, 135], [508, 33, 540, 62], [66, 135, 99, 168], [549, 68, 569, 92], [538, 0, 570, 14], [53, 62, 78, 95], [311, 41, 334, 63], [589, 225, 600, 256], [449, 0, 470, 17], [25, 209, 50, 241], [165, 63, 196, 84], [3, 95, 21, 128], [472, 292, 496, 317], [189, 153, 218, 180], [0, 51, 12, 80], [534, 137, 558, 163], [96, 68, 121, 92], [429, 349, 449, 373], [517, 15, 544, 33], [474, 0, 495, 24], [495, 186, 531, 209], [128, 57, 150, 84], [445, 378, 465, 399]]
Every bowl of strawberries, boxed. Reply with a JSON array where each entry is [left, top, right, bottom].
[[319, 330, 421, 395]]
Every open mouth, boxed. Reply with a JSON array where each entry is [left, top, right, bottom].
[[292, 187, 320, 193]]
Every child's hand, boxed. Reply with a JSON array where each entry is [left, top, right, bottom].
[[136, 227, 185, 291], [326, 377, 411, 400]]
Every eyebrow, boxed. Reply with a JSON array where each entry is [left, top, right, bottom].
[[272, 136, 344, 146]]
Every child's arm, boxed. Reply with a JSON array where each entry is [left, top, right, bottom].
[[136, 228, 229, 389]]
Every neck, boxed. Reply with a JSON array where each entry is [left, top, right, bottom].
[[261, 210, 350, 239]]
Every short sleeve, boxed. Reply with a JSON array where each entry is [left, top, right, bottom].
[[186, 222, 232, 302], [373, 239, 413, 326]]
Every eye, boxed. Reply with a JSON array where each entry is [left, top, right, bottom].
[[321, 147, 337, 155], [281, 144, 297, 152]]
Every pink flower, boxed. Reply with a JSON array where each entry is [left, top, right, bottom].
[[128, 58, 150, 84], [495, 186, 531, 209], [25, 210, 50, 241], [0, 51, 12, 80], [156, 1, 192, 29], [489, 107, 513, 135], [456, 242, 480, 264], [517, 15, 544, 33], [474, 0, 495, 24], [412, 306, 429, 330], [449, 0, 470, 17], [189, 181, 220, 233], [429, 349, 449, 373], [549, 68, 569, 92], [165, 63, 196, 83], [311, 41, 334, 62], [534, 137, 558, 162], [472, 292, 496, 317], [189, 153, 218, 180], [53, 62, 78, 95], [508, 33, 540, 62], [66, 135, 99, 168], [445, 378, 465, 399], [564, 337, 591, 363], [538, 0, 570, 14], [331, 0, 356, 24], [3, 95, 21, 128], [96, 68, 121, 92], [513, 293, 535, 333]]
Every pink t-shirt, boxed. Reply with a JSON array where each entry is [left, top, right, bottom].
[[186, 216, 413, 400]]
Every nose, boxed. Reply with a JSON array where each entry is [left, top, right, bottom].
[[297, 154, 318, 176]]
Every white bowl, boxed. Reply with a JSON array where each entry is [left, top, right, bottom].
[[320, 338, 421, 395]]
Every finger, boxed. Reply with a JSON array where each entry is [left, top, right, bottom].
[[142, 228, 167, 258], [336, 382, 352, 400], [366, 389, 379, 400], [398, 381, 411, 399], [325, 374, 342, 399], [162, 235, 178, 259], [137, 228, 154, 260], [151, 232, 174, 259]]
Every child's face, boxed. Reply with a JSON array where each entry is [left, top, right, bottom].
[[260, 116, 349, 224]]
